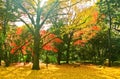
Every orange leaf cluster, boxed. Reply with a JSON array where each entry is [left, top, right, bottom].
[[74, 30, 84, 38], [40, 30, 47, 36], [10, 46, 19, 54], [92, 11, 98, 23], [52, 38, 63, 43], [73, 25, 100, 46], [43, 43, 58, 52], [74, 40, 85, 46], [10, 42, 17, 47], [10, 39, 31, 55], [40, 30, 62, 52], [91, 26, 100, 31], [16, 27, 23, 35]]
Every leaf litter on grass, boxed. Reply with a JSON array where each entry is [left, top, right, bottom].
[[0, 63, 120, 79]]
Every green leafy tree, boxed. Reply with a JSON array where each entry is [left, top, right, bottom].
[[98, 0, 120, 66], [0, 0, 18, 66]]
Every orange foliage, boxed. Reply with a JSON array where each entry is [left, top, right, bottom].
[[40, 30, 47, 36], [22, 50, 27, 54], [10, 39, 30, 55], [74, 40, 85, 46], [52, 48, 58, 52], [92, 11, 98, 24], [10, 46, 19, 54], [40, 30, 62, 52], [10, 48, 16, 54], [43, 43, 53, 51], [91, 26, 100, 31], [74, 30, 84, 37], [73, 26, 100, 46], [16, 27, 23, 35], [49, 34, 56, 38], [43, 43, 58, 52], [53, 38, 63, 43], [10, 42, 17, 47]]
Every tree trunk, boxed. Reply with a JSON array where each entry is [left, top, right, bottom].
[[66, 49, 70, 64], [0, 55, 1, 66], [4, 51, 10, 67], [32, 29, 40, 70], [66, 32, 73, 64], [57, 52, 61, 65], [106, 0, 112, 67], [3, 20, 10, 67]]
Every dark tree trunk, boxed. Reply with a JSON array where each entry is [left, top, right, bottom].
[[3, 20, 10, 67], [4, 51, 10, 67], [0, 46, 2, 66], [32, 29, 40, 70], [66, 32, 73, 64], [66, 48, 70, 64], [108, 26, 112, 67], [57, 52, 61, 65], [106, 0, 112, 67], [0, 55, 1, 66], [45, 52, 49, 68]]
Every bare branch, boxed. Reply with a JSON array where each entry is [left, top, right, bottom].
[[20, 18, 35, 35], [14, 0, 35, 26], [39, 0, 59, 28], [59, 1, 80, 9], [41, 36, 60, 49]]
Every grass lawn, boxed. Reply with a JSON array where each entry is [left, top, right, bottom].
[[0, 63, 120, 79]]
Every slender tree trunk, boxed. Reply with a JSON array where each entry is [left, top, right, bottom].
[[108, 27, 112, 67], [45, 52, 49, 68], [57, 52, 61, 65], [66, 47, 70, 64], [106, 0, 112, 67], [0, 46, 2, 66], [0, 55, 1, 66], [32, 29, 40, 70], [3, 20, 10, 67], [66, 32, 73, 64]]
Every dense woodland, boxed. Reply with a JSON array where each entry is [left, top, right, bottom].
[[0, 0, 120, 70]]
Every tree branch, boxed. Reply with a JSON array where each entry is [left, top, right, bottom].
[[20, 18, 35, 35], [14, 0, 35, 26], [39, 0, 59, 28]]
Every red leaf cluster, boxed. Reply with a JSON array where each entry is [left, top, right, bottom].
[[43, 43, 58, 52]]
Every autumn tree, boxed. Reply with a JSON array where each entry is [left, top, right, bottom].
[[11, 0, 85, 70], [58, 3, 100, 63]]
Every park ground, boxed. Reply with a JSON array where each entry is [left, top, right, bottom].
[[0, 63, 120, 79]]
